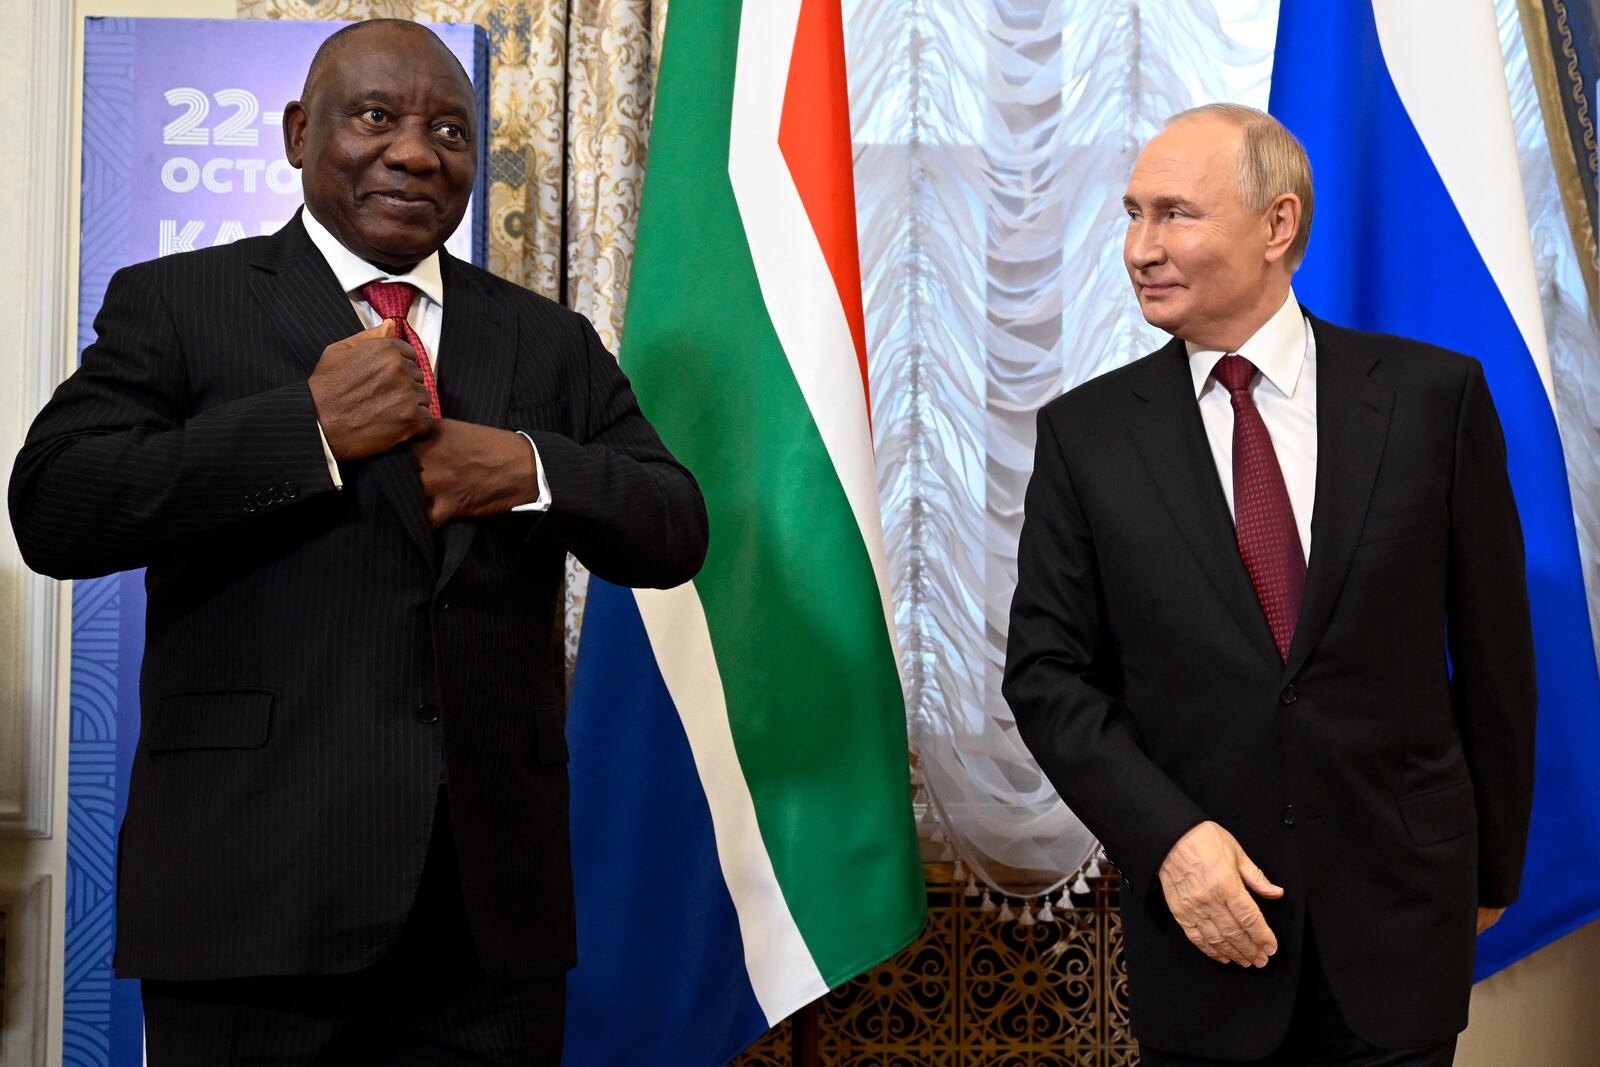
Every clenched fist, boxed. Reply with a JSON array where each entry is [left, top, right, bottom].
[[412, 419, 540, 527], [308, 318, 433, 460]]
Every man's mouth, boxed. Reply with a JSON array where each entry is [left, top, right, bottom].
[[367, 190, 435, 208]]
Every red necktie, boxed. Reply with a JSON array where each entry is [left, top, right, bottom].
[[360, 281, 441, 418], [1215, 354, 1305, 661]]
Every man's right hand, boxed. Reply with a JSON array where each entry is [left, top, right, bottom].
[[1157, 820, 1284, 968], [308, 318, 433, 460]]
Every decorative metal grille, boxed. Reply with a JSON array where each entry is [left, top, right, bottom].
[[730, 871, 1135, 1066]]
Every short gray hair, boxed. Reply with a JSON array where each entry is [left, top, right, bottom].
[[1166, 103, 1314, 268]]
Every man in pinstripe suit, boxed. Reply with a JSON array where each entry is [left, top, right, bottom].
[[11, 20, 707, 1065]]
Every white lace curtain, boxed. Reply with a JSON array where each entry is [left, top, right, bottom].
[[845, 0, 1600, 901]]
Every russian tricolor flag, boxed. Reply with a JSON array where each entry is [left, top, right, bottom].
[[1270, 0, 1600, 978]]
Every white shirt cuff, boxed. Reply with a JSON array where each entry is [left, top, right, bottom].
[[317, 422, 343, 490], [512, 430, 552, 513]]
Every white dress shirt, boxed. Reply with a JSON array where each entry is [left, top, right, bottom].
[[302, 208, 551, 511], [1185, 289, 1317, 561]]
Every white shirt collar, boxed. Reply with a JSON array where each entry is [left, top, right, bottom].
[[1185, 289, 1306, 398], [301, 206, 445, 308]]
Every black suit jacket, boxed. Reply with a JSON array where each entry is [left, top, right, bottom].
[[1003, 312, 1535, 1058], [10, 212, 708, 982]]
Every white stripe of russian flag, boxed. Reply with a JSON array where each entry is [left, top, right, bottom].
[[1372, 0, 1555, 403]]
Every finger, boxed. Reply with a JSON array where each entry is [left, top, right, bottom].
[[1181, 924, 1231, 965], [1193, 890, 1262, 964], [1194, 914, 1251, 966], [1237, 853, 1285, 899], [1227, 899, 1277, 965], [359, 317, 398, 339], [1210, 916, 1260, 966]]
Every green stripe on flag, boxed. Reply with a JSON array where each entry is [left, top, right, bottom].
[[620, 0, 925, 984]]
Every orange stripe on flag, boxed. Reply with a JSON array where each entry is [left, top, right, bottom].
[[776, 0, 871, 413]]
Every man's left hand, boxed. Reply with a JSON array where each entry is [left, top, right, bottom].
[[1477, 907, 1505, 934], [412, 419, 539, 527]]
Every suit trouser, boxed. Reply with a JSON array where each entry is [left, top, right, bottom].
[[1137, 918, 1457, 1067], [141, 789, 565, 1066]]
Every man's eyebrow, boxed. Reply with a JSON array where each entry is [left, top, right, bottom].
[[1121, 194, 1201, 213]]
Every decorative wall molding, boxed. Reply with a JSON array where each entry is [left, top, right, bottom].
[[0, 0, 70, 839], [0, 875, 52, 1066]]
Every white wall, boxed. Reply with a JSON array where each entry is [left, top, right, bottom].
[[1459, 917, 1600, 1065]]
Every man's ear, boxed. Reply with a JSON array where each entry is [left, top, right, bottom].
[[282, 101, 307, 169], [1262, 193, 1301, 265]]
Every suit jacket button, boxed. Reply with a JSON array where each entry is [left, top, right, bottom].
[[1283, 805, 1296, 827], [256, 488, 275, 508], [1279, 685, 1298, 705], [283, 481, 298, 499], [242, 495, 257, 513], [416, 702, 440, 724]]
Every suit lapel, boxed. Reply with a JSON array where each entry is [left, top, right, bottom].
[[1283, 315, 1393, 679], [249, 210, 437, 569], [1127, 338, 1280, 664], [249, 212, 364, 374], [434, 252, 518, 595]]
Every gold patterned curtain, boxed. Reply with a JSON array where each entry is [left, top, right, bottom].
[[235, 0, 665, 354]]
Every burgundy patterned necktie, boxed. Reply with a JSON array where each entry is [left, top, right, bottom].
[[1215, 354, 1305, 661], [360, 281, 441, 418]]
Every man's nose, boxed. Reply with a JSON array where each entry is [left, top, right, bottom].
[[382, 122, 441, 173], [1125, 219, 1165, 269]]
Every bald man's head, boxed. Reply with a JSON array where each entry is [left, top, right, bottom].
[[301, 19, 473, 107], [283, 19, 478, 270]]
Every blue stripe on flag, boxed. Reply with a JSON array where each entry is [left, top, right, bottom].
[[1269, 1, 1600, 979], [564, 577, 771, 1066]]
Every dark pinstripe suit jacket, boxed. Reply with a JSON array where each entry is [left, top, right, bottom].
[[10, 212, 708, 981]]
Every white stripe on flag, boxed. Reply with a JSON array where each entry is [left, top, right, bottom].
[[631, 582, 829, 1022], [726, 2, 902, 671], [1371, 0, 1554, 404]]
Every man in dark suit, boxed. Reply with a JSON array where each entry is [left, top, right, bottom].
[[1003, 104, 1535, 1066], [10, 19, 707, 1065]]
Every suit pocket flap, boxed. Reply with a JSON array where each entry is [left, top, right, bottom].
[[144, 688, 274, 753], [1398, 780, 1476, 846]]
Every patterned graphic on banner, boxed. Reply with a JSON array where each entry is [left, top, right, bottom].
[[68, 20, 487, 1066]]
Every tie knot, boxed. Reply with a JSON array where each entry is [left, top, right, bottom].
[[361, 280, 416, 321], [1214, 353, 1257, 394]]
